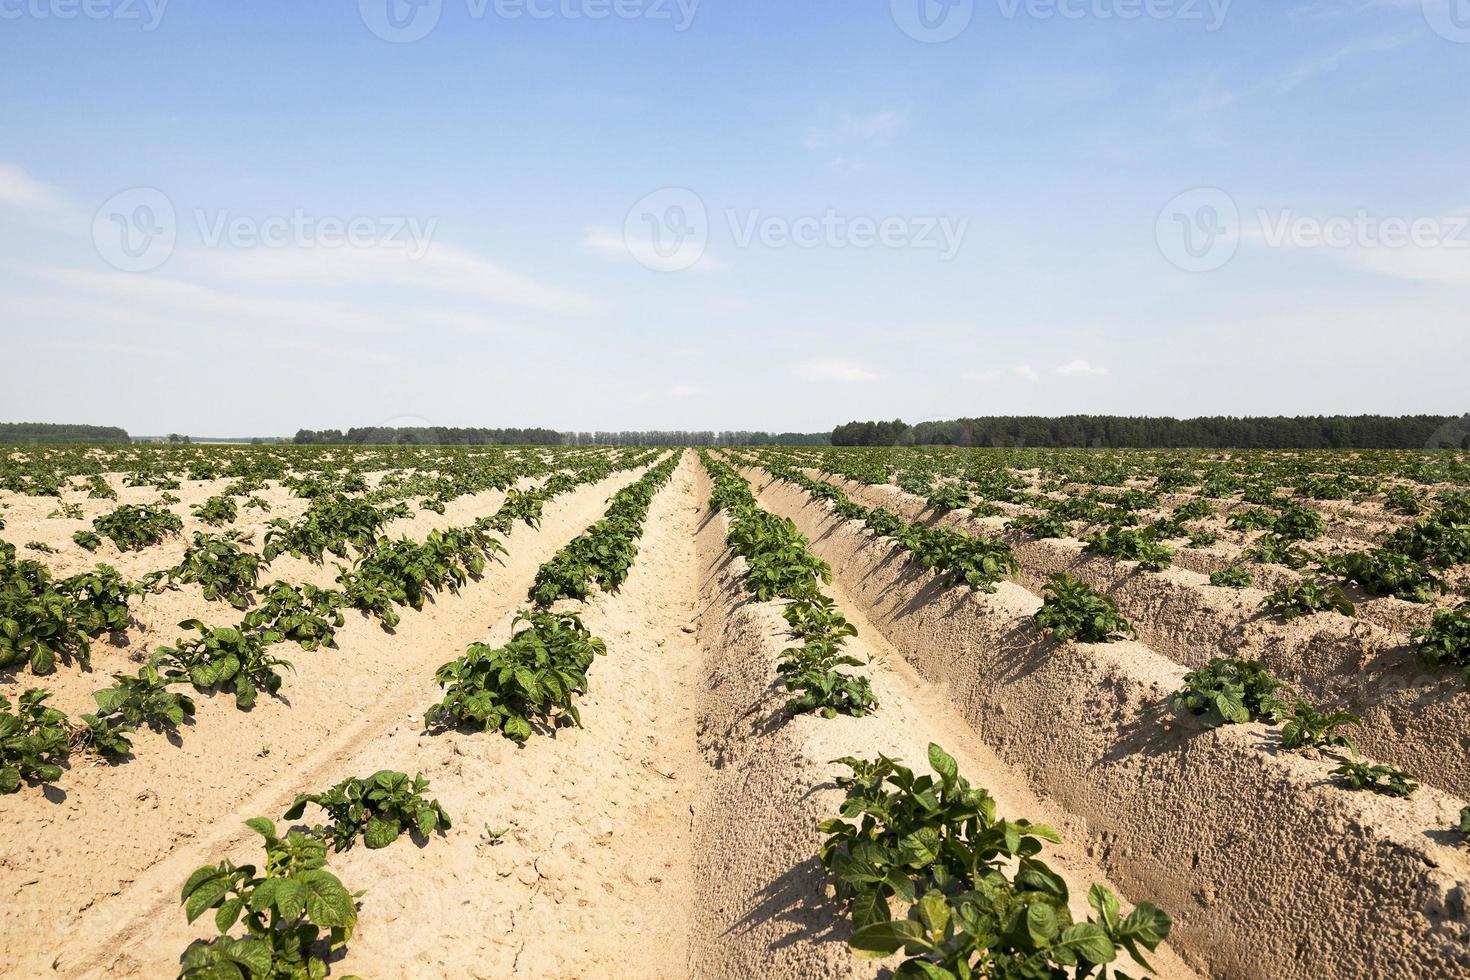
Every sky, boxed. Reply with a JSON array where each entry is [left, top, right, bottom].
[[1, 0, 1467, 436]]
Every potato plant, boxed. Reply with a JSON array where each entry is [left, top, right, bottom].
[[1262, 581, 1355, 621], [263, 495, 408, 563], [92, 504, 183, 550], [707, 456, 880, 719], [1008, 512, 1071, 539], [1209, 566, 1254, 589], [191, 495, 239, 527], [1034, 574, 1134, 644], [1280, 702, 1359, 753], [1244, 533, 1311, 569], [154, 621, 292, 711], [338, 527, 501, 626], [425, 610, 606, 742], [819, 744, 1171, 977], [1083, 526, 1172, 571], [1172, 658, 1292, 729], [243, 583, 346, 652], [1413, 603, 1470, 682], [92, 663, 196, 733], [170, 533, 262, 609], [1322, 549, 1444, 604], [1, 547, 95, 672], [1331, 761, 1418, 797], [897, 522, 1019, 592], [179, 818, 358, 980], [777, 596, 876, 719], [285, 770, 451, 852], [0, 689, 70, 793]]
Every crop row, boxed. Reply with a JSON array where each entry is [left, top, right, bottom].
[[700, 453, 1186, 978], [751, 449, 1470, 800], [736, 452, 1470, 976], [0, 451, 655, 797], [162, 454, 680, 977]]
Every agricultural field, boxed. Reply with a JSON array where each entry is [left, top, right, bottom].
[[2, 443, 1469, 978]]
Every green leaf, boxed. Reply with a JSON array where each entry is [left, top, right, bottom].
[[364, 816, 400, 849], [301, 869, 356, 928], [183, 874, 231, 923], [1061, 922, 1117, 965], [850, 888, 892, 931], [849, 919, 928, 958], [927, 743, 958, 789], [214, 897, 244, 933], [1025, 902, 1059, 945]]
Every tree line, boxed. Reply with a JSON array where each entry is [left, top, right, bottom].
[[831, 416, 1470, 450], [293, 427, 565, 446], [564, 431, 829, 446], [291, 428, 831, 446], [0, 423, 131, 445]]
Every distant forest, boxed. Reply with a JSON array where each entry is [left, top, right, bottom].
[[0, 423, 131, 445], [293, 427, 565, 445], [292, 427, 830, 446], [831, 416, 1470, 450], [564, 432, 829, 447]]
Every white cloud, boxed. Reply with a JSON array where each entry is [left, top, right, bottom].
[[186, 240, 596, 315], [1013, 365, 1040, 383], [1055, 359, 1109, 377], [580, 225, 724, 273], [0, 163, 65, 210], [961, 368, 1003, 382], [1276, 33, 1414, 93], [669, 384, 702, 398], [805, 110, 906, 150], [795, 358, 882, 383]]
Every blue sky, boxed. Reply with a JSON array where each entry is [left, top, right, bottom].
[[1, 0, 1466, 435]]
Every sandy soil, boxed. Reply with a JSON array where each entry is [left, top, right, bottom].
[[743, 463, 1470, 979], [3, 467, 649, 977], [3, 451, 1465, 979]]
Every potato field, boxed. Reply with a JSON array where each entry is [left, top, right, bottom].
[[2, 443, 1468, 979]]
